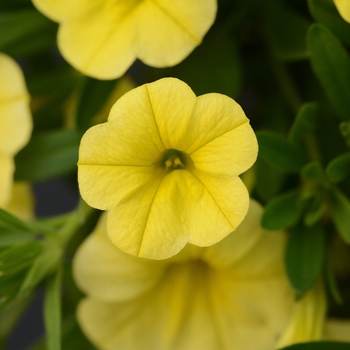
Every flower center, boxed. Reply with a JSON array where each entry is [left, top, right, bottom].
[[160, 149, 193, 173]]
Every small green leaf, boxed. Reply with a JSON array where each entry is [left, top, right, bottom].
[[18, 248, 61, 298], [76, 77, 117, 131], [15, 130, 81, 182], [285, 223, 326, 297], [288, 103, 318, 146], [0, 207, 35, 234], [308, 23, 350, 120], [262, 189, 303, 230], [44, 268, 62, 350], [326, 152, 350, 183], [301, 161, 328, 184], [257, 131, 309, 172], [329, 188, 350, 244], [279, 341, 350, 350], [308, 0, 350, 46]]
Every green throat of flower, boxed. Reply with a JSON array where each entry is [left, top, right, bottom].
[[159, 149, 193, 173]]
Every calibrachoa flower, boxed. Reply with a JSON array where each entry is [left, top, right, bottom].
[[334, 0, 350, 23], [0, 53, 32, 208], [73, 200, 324, 350], [31, 0, 217, 79], [78, 78, 258, 259]]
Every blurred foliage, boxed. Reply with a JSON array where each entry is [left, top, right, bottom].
[[0, 0, 350, 348]]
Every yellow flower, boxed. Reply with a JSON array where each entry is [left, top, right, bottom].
[[0, 53, 32, 208], [73, 200, 303, 350], [78, 78, 258, 259], [334, 0, 350, 23], [31, 0, 217, 79]]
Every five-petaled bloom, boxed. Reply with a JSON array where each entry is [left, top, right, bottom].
[[78, 78, 258, 259], [31, 0, 217, 79], [0, 53, 32, 208], [334, 0, 350, 23], [73, 200, 325, 350]]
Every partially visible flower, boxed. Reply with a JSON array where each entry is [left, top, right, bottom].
[[276, 281, 326, 348], [0, 53, 32, 208], [31, 0, 217, 79], [334, 0, 350, 23], [73, 200, 302, 350], [325, 319, 350, 342], [78, 78, 258, 259]]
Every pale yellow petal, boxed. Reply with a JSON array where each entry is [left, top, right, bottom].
[[31, 0, 98, 21], [73, 213, 165, 302], [57, 3, 138, 79], [0, 53, 32, 155], [202, 199, 264, 268], [4, 182, 35, 221], [325, 319, 350, 342], [145, 79, 253, 154], [334, 0, 350, 23], [0, 155, 14, 207], [77, 262, 221, 350], [136, 0, 217, 67], [107, 170, 236, 259]]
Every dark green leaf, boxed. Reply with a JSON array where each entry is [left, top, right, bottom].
[[279, 341, 350, 349], [18, 248, 61, 298], [265, 0, 311, 61], [285, 223, 326, 297], [288, 103, 318, 146], [262, 189, 303, 230], [44, 268, 62, 350], [308, 24, 350, 120], [326, 152, 350, 183], [339, 121, 350, 146], [0, 9, 56, 57], [76, 77, 117, 131], [301, 161, 328, 184], [308, 0, 350, 46], [329, 188, 350, 243], [257, 131, 309, 172], [325, 258, 343, 304], [15, 130, 81, 182]]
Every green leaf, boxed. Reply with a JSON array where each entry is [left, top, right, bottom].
[[15, 130, 81, 182], [285, 223, 326, 297], [308, 23, 350, 120], [0, 207, 35, 234], [0, 9, 56, 57], [257, 131, 309, 172], [339, 121, 350, 146], [265, 0, 311, 61], [76, 77, 117, 131], [44, 268, 62, 350], [326, 152, 350, 183], [301, 161, 328, 184], [308, 0, 350, 46], [325, 258, 343, 304], [262, 189, 303, 230], [279, 341, 350, 349], [18, 248, 61, 298], [288, 103, 318, 146], [329, 188, 350, 243]]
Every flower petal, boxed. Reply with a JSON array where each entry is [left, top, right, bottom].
[[136, 0, 217, 67], [334, 0, 350, 23], [57, 3, 138, 79], [73, 213, 165, 302], [0, 54, 31, 156], [0, 155, 14, 207], [5, 182, 34, 220], [107, 170, 236, 259], [77, 263, 221, 350]]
